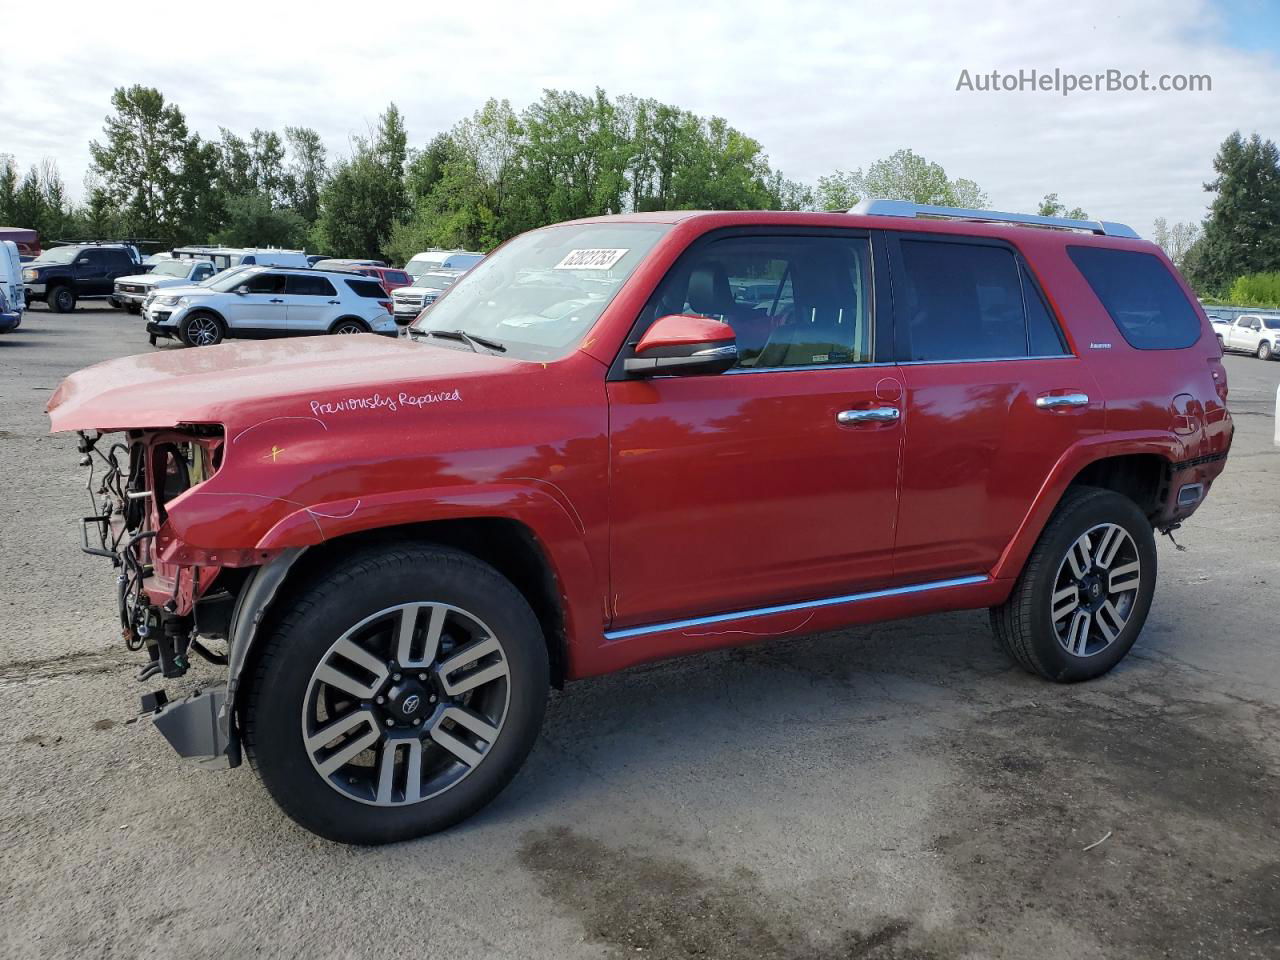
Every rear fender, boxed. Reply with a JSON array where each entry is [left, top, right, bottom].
[[992, 432, 1185, 582]]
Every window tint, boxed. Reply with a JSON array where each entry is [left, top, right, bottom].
[[345, 278, 387, 299], [895, 240, 1067, 361], [286, 275, 337, 297], [1264, 319, 1280, 330], [641, 234, 872, 369], [1068, 246, 1201, 349], [385, 271, 411, 287], [241, 273, 286, 294]]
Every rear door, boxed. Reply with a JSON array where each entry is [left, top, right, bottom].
[[606, 229, 904, 629], [887, 232, 1103, 583], [285, 274, 340, 332], [224, 272, 288, 333]]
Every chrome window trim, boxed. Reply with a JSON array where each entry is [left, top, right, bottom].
[[723, 354, 1076, 374], [603, 575, 989, 642]]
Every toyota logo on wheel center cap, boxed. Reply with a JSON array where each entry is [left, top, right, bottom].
[[401, 694, 421, 715]]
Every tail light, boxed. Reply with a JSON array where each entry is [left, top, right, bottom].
[[377, 300, 393, 314], [1208, 357, 1228, 405]]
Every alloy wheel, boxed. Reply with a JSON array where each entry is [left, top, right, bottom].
[[301, 602, 511, 806], [187, 315, 221, 346], [1050, 522, 1142, 658], [335, 322, 363, 334]]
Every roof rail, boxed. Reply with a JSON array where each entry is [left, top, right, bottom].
[[848, 199, 1140, 239]]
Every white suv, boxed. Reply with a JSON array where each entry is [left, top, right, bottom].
[[143, 266, 399, 347], [113, 258, 218, 313]]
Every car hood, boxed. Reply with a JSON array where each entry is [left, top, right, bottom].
[[47, 334, 515, 433], [117, 273, 164, 285]]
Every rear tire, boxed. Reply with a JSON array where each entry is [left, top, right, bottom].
[[1259, 341, 1273, 361], [991, 486, 1156, 682], [331, 317, 369, 335], [242, 544, 549, 844], [179, 311, 224, 347], [126, 303, 141, 315], [48, 285, 76, 313]]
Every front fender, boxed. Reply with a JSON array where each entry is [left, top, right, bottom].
[[255, 481, 603, 674]]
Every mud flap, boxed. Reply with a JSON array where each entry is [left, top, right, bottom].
[[149, 684, 232, 768]]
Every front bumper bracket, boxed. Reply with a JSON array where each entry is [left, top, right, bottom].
[[148, 683, 232, 768]]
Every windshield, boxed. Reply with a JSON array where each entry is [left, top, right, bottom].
[[154, 259, 195, 277], [407, 256, 446, 277], [208, 268, 259, 292], [33, 247, 80, 265], [411, 223, 670, 360]]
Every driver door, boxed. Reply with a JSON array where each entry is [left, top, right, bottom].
[[224, 272, 288, 333], [605, 230, 903, 631]]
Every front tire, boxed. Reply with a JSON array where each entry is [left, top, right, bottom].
[[991, 486, 1156, 682], [179, 311, 224, 347], [48, 285, 76, 313], [1259, 341, 1274, 361], [242, 544, 549, 844]]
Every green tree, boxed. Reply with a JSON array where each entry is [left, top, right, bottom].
[[0, 155, 17, 224], [1227, 271, 1280, 307], [1037, 192, 1088, 220], [213, 192, 308, 248], [89, 85, 196, 240], [284, 126, 327, 224], [816, 149, 988, 210], [312, 104, 410, 257], [1188, 131, 1280, 293]]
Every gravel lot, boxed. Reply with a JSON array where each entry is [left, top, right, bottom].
[[2, 305, 1278, 960]]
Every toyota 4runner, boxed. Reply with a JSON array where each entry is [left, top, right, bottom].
[[48, 201, 1232, 844]]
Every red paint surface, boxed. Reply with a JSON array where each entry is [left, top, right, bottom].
[[48, 210, 1233, 681]]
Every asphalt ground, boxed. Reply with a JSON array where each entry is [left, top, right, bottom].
[[2, 304, 1278, 960]]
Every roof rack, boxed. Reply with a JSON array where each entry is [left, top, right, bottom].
[[848, 199, 1140, 239]]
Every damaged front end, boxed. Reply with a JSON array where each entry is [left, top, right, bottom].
[[78, 425, 244, 765]]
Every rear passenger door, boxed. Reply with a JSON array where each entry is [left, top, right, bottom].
[[285, 274, 339, 332], [887, 233, 1103, 583]]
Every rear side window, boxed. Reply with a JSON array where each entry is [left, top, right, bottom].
[[894, 239, 1069, 361], [286, 275, 336, 297], [1067, 247, 1201, 350], [385, 271, 411, 287], [345, 278, 386, 299]]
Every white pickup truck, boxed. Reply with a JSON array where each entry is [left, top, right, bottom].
[[1219, 313, 1280, 361], [112, 258, 218, 313]]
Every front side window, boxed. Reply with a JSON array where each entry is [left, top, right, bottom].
[[637, 234, 872, 369], [894, 239, 1068, 362], [411, 223, 670, 361], [1068, 246, 1201, 350], [241, 273, 286, 295]]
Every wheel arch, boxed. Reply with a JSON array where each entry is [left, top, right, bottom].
[[329, 315, 370, 333], [992, 436, 1178, 582]]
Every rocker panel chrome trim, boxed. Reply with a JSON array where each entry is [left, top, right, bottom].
[[603, 575, 990, 642]]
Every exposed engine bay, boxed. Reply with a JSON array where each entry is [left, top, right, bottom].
[[78, 426, 235, 682]]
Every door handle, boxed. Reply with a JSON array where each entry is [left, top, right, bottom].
[[269, 298, 284, 303], [837, 407, 900, 424], [327, 300, 341, 304], [1035, 393, 1090, 409]]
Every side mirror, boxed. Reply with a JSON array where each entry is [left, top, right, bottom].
[[76, 258, 91, 266], [623, 314, 738, 376], [234, 287, 248, 296]]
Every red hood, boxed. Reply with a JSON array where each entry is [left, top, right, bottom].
[[48, 335, 515, 433]]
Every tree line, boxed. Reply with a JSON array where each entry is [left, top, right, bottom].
[[0, 85, 1276, 305]]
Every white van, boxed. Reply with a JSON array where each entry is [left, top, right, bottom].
[[404, 249, 485, 280], [0, 240, 24, 333], [173, 247, 312, 272]]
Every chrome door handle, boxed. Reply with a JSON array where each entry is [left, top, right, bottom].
[[837, 407, 900, 424], [1035, 393, 1089, 409]]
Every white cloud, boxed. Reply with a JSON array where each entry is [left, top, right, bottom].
[[1, 0, 1276, 237]]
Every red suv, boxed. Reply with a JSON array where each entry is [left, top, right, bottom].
[[49, 202, 1232, 844]]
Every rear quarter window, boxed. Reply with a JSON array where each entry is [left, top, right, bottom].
[[1067, 246, 1201, 350], [345, 278, 387, 299]]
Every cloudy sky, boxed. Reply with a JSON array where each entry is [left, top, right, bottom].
[[1, 0, 1277, 237]]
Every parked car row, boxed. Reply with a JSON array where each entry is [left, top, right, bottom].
[[0, 240, 26, 332]]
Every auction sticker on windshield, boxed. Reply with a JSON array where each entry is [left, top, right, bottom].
[[554, 248, 628, 270]]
